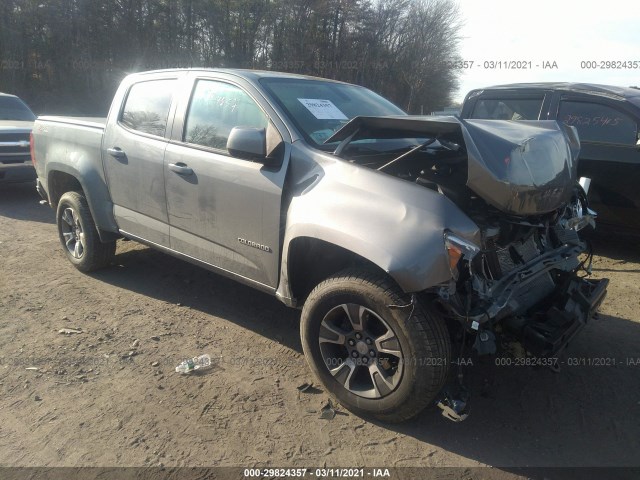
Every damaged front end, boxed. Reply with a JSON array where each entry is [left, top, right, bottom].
[[441, 208, 608, 359], [435, 199, 608, 421], [327, 115, 609, 421]]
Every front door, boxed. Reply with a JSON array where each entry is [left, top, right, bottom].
[[164, 77, 288, 289]]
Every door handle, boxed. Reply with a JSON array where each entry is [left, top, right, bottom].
[[107, 147, 126, 159], [168, 162, 194, 175]]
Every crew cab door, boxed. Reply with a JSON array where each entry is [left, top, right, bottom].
[[103, 75, 180, 246], [552, 96, 640, 231], [164, 74, 289, 290]]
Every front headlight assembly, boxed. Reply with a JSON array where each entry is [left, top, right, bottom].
[[444, 231, 480, 280]]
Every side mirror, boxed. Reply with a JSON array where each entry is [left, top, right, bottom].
[[227, 127, 266, 161]]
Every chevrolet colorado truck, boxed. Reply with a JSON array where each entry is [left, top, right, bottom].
[[32, 69, 608, 422]]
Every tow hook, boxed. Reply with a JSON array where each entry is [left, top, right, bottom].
[[437, 389, 469, 422]]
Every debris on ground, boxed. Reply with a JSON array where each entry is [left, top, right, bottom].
[[297, 382, 313, 393], [320, 399, 336, 420], [58, 328, 83, 335], [175, 354, 212, 374]]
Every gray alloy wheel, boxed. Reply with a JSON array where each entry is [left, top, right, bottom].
[[301, 268, 451, 423], [60, 206, 86, 259], [319, 303, 404, 399], [56, 191, 116, 272]]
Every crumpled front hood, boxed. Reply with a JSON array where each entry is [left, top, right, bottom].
[[461, 119, 579, 215], [326, 116, 580, 216]]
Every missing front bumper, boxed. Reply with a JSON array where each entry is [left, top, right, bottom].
[[510, 276, 609, 357]]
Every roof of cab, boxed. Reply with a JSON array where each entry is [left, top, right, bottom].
[[128, 68, 353, 85]]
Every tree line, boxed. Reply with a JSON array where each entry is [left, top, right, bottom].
[[0, 0, 462, 115]]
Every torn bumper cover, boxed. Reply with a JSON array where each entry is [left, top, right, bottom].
[[327, 115, 580, 216]]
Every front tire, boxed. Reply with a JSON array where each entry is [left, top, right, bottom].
[[56, 191, 115, 272], [300, 268, 451, 423]]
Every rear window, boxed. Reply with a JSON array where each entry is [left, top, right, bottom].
[[558, 101, 638, 145], [120, 79, 177, 137], [470, 97, 543, 120], [0, 96, 36, 121]]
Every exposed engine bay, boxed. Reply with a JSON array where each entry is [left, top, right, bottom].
[[328, 116, 609, 421]]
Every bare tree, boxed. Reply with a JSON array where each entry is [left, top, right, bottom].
[[0, 0, 463, 115]]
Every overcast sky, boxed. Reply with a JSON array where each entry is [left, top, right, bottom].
[[453, 0, 640, 103]]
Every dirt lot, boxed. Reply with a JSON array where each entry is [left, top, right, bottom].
[[1, 182, 639, 476]]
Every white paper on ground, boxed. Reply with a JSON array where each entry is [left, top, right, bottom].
[[298, 98, 348, 120]]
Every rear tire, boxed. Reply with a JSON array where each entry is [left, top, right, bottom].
[[56, 191, 115, 272], [300, 268, 451, 423]]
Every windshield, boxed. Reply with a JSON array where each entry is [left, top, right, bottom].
[[260, 77, 405, 149], [0, 96, 36, 121]]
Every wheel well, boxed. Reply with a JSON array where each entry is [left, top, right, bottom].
[[287, 237, 388, 304], [48, 171, 83, 207], [47, 170, 121, 243]]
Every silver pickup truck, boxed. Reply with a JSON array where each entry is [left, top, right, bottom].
[[32, 69, 608, 422]]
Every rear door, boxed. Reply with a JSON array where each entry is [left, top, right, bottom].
[[164, 73, 290, 290], [552, 96, 640, 231], [103, 75, 180, 246]]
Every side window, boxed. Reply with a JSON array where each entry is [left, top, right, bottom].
[[120, 79, 176, 137], [184, 80, 268, 150], [558, 101, 638, 145], [470, 97, 544, 120]]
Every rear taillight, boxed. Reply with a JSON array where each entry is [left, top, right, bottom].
[[30, 132, 36, 167]]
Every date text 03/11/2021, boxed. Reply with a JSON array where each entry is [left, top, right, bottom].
[[243, 468, 391, 477]]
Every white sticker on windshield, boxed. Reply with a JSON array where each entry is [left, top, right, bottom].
[[298, 98, 348, 120]]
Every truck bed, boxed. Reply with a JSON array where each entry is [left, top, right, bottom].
[[33, 115, 115, 232]]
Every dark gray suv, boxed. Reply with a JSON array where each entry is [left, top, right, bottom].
[[461, 83, 640, 236]]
